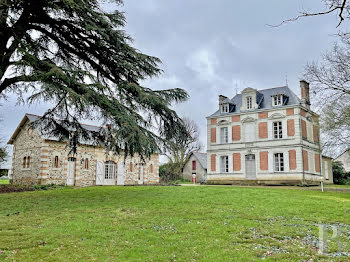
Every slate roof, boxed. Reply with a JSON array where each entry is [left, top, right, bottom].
[[209, 86, 301, 118], [8, 113, 102, 145], [193, 152, 207, 170]]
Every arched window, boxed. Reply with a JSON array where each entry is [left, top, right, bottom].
[[23, 157, 27, 168], [129, 162, 133, 172], [150, 164, 153, 173], [54, 156, 59, 168], [104, 161, 116, 179], [26, 156, 31, 168], [84, 158, 89, 169]]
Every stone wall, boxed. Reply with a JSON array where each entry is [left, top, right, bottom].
[[10, 120, 160, 187], [11, 121, 43, 185]]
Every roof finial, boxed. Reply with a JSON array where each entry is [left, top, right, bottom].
[[285, 72, 288, 86]]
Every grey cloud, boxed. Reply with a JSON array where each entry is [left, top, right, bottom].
[[1, 0, 340, 166]]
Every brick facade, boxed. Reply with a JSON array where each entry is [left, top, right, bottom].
[[232, 125, 241, 141], [232, 116, 240, 122], [288, 150, 296, 170], [211, 154, 216, 171], [259, 151, 268, 170], [210, 128, 216, 143], [233, 153, 241, 171], [303, 150, 309, 171], [287, 119, 295, 136], [258, 122, 268, 139], [301, 120, 307, 139]]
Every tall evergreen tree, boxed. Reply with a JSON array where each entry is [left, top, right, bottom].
[[0, 0, 188, 157]]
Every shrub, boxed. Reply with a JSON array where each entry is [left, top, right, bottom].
[[332, 161, 350, 185]]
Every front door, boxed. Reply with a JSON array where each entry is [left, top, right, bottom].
[[67, 157, 76, 186], [245, 154, 256, 179], [104, 161, 116, 186], [117, 164, 125, 185], [138, 165, 144, 185]]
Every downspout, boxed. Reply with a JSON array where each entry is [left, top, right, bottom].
[[299, 112, 306, 185]]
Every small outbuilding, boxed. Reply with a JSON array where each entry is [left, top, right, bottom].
[[335, 149, 350, 173], [8, 114, 159, 187], [182, 152, 207, 183]]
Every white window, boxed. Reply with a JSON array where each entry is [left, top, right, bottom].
[[221, 104, 229, 113], [247, 96, 252, 109], [220, 127, 228, 144], [104, 161, 116, 179], [274, 153, 284, 172], [220, 156, 229, 173], [273, 121, 283, 139], [272, 95, 283, 106]]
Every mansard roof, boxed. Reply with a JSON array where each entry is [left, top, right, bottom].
[[209, 86, 301, 118]]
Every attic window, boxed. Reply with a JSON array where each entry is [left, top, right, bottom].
[[272, 95, 283, 106], [247, 96, 252, 109], [221, 104, 229, 113]]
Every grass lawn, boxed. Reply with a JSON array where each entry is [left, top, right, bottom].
[[325, 184, 350, 188], [0, 186, 349, 261], [0, 179, 9, 185]]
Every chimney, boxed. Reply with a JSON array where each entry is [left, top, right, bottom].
[[300, 80, 310, 107], [219, 95, 227, 105]]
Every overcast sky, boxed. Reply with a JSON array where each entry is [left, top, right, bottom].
[[0, 0, 341, 167]]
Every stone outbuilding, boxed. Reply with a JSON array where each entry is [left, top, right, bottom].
[[8, 114, 159, 187], [335, 149, 350, 173], [182, 152, 207, 183]]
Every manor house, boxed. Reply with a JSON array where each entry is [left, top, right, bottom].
[[206, 80, 323, 185]]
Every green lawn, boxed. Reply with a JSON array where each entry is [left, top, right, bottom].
[[0, 179, 9, 185], [325, 184, 350, 188], [0, 186, 349, 261]]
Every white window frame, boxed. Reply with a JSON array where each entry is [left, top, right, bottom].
[[220, 156, 229, 173], [221, 104, 229, 113], [273, 121, 283, 139], [272, 95, 283, 106], [104, 161, 116, 179], [220, 127, 228, 144], [247, 96, 252, 109], [274, 153, 284, 172]]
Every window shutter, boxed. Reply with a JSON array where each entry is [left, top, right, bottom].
[[211, 128, 216, 143], [211, 154, 216, 172], [233, 153, 241, 171]]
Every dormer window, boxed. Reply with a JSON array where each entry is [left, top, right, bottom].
[[272, 95, 283, 106], [221, 104, 229, 113], [247, 96, 252, 109]]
